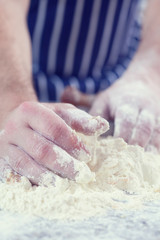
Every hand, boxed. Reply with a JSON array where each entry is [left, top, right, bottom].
[[90, 77, 160, 153], [0, 102, 108, 185]]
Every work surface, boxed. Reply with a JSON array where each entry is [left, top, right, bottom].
[[0, 201, 160, 240]]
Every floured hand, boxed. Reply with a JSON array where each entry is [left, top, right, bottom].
[[0, 102, 108, 185], [90, 78, 160, 153]]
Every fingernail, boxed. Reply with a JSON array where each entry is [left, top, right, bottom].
[[89, 116, 109, 135], [73, 147, 91, 163], [74, 161, 95, 184]]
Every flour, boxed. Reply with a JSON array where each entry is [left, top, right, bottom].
[[0, 123, 160, 220]]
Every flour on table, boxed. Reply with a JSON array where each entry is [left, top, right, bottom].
[[0, 122, 160, 220]]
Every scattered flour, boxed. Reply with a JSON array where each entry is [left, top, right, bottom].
[[0, 127, 160, 220]]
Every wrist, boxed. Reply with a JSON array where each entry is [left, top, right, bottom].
[[122, 49, 160, 92]]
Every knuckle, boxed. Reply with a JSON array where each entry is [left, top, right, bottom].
[[45, 119, 56, 137], [45, 117, 66, 140], [55, 103, 74, 114], [137, 123, 152, 136], [14, 155, 25, 172], [18, 101, 34, 114], [122, 118, 134, 128], [52, 124, 66, 141], [64, 103, 74, 108], [34, 142, 51, 162]]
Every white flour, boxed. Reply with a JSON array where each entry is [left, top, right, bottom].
[[0, 126, 160, 220]]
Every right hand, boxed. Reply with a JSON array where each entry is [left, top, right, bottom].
[[0, 101, 108, 185]]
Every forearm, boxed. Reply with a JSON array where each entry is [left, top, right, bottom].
[[123, 0, 160, 90], [0, 0, 37, 126]]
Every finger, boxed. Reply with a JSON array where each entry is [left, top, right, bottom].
[[11, 126, 90, 163], [146, 117, 160, 153], [0, 158, 21, 183], [14, 102, 91, 162], [129, 110, 155, 148], [44, 103, 109, 136], [61, 86, 95, 107], [89, 93, 110, 119], [3, 144, 56, 185], [7, 127, 91, 180], [114, 105, 139, 142]]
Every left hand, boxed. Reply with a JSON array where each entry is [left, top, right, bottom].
[[90, 75, 160, 153]]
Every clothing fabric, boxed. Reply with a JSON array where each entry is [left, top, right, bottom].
[[27, 0, 141, 102]]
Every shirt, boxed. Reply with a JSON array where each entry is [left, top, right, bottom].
[[27, 0, 141, 102]]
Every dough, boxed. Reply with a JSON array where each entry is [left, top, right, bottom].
[[0, 133, 160, 220]]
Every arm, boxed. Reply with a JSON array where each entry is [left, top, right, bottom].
[[89, 0, 160, 152], [122, 0, 160, 92], [0, 0, 37, 128], [0, 1, 108, 184]]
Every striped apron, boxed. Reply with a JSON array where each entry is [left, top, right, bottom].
[[27, 0, 141, 102]]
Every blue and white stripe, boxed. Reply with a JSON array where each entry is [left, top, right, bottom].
[[28, 0, 142, 102]]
